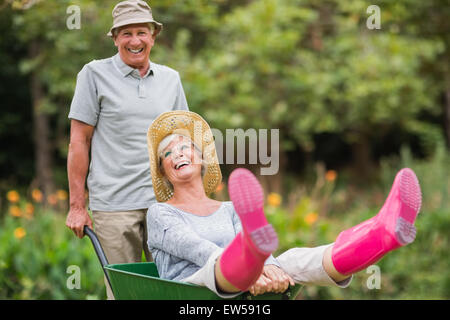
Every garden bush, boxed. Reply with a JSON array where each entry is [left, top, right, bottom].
[[0, 147, 448, 299], [0, 206, 105, 299]]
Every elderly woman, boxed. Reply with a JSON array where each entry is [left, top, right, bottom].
[[146, 111, 422, 298]]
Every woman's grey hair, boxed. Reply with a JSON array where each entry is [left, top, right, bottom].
[[157, 134, 207, 192], [112, 23, 155, 37]]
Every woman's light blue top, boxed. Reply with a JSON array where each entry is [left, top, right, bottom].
[[147, 201, 280, 281]]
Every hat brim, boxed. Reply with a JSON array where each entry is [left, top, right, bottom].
[[147, 111, 222, 202], [107, 18, 163, 37]]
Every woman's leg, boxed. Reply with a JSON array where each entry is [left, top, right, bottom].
[[329, 168, 421, 276], [278, 168, 422, 287], [218, 168, 279, 292], [277, 244, 353, 288], [181, 247, 241, 298], [322, 245, 351, 282], [214, 256, 241, 293]]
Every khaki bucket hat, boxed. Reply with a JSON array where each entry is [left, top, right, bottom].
[[107, 0, 163, 37], [147, 111, 222, 202]]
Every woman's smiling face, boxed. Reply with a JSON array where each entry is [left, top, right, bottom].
[[160, 135, 203, 185]]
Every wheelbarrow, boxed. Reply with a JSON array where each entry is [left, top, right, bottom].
[[84, 226, 302, 300]]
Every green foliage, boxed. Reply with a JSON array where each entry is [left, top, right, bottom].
[[0, 209, 105, 299], [0, 150, 448, 299], [1, 0, 448, 184], [170, 0, 444, 156], [380, 143, 449, 213], [266, 148, 450, 299]]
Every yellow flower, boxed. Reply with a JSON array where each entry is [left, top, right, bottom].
[[25, 202, 34, 214], [215, 182, 224, 193], [325, 170, 337, 182], [267, 193, 282, 207], [31, 189, 43, 203], [7, 190, 20, 203], [304, 212, 318, 226], [56, 190, 68, 201], [25, 203, 34, 219], [47, 194, 58, 205], [9, 205, 22, 217], [14, 227, 26, 239]]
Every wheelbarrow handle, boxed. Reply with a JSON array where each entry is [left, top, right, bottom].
[[83, 225, 113, 293]]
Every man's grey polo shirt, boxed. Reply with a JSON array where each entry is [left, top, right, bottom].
[[68, 53, 189, 211]]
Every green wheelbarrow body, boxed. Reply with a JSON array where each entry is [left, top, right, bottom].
[[84, 226, 302, 300], [105, 262, 302, 300]]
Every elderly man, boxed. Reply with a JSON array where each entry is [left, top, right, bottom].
[[66, 0, 188, 299]]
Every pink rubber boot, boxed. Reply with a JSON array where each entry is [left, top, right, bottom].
[[331, 168, 422, 275], [219, 168, 279, 291]]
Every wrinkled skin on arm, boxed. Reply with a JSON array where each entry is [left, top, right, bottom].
[[66, 119, 94, 238]]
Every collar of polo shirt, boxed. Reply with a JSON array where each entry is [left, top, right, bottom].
[[113, 53, 155, 78]]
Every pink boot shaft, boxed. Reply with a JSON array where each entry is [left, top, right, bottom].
[[331, 168, 422, 275], [219, 232, 273, 291], [220, 168, 279, 291]]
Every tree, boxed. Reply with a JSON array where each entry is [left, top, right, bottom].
[[5, 0, 117, 199], [173, 0, 444, 183], [0, 0, 446, 197]]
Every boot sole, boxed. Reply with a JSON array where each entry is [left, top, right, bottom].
[[228, 168, 278, 254], [250, 224, 279, 254], [395, 168, 422, 245]]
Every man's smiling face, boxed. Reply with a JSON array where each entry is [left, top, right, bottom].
[[113, 23, 155, 71]]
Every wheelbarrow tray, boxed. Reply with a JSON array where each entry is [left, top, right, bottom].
[[105, 262, 302, 300]]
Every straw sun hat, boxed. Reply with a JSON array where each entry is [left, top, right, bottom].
[[147, 111, 222, 202]]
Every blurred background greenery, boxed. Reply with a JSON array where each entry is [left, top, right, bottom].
[[0, 0, 448, 299]]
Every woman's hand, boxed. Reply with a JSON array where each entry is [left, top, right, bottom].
[[248, 265, 295, 296]]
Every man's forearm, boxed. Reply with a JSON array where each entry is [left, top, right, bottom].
[[67, 141, 90, 209]]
